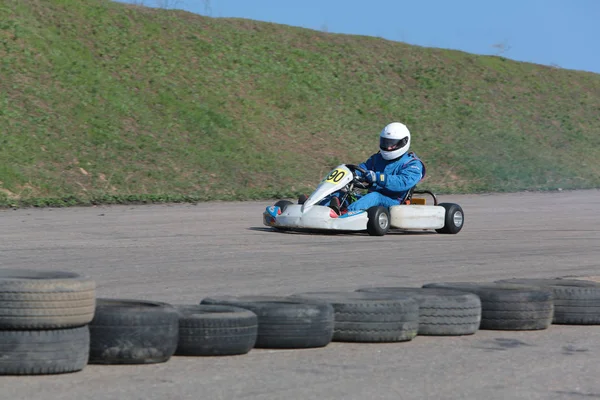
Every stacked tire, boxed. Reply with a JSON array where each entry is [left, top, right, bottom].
[[88, 299, 180, 364], [422, 282, 554, 330], [83, 299, 261, 364], [0, 269, 95, 375], [289, 292, 420, 342], [174, 304, 258, 356], [201, 296, 335, 349], [356, 287, 482, 336], [495, 278, 600, 325]]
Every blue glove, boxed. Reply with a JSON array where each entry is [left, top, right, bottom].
[[365, 170, 377, 183]]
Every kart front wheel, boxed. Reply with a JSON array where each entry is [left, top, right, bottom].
[[274, 200, 293, 213], [367, 206, 390, 236], [271, 200, 294, 232], [435, 203, 464, 234]]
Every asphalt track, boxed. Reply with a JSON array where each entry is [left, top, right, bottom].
[[1, 189, 599, 400]]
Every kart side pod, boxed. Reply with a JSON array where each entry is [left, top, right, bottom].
[[389, 205, 446, 230]]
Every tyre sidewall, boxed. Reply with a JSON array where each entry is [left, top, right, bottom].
[[367, 206, 390, 236]]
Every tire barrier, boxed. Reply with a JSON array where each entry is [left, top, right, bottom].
[[3, 268, 600, 375]]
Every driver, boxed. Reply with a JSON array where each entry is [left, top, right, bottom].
[[329, 121, 426, 215]]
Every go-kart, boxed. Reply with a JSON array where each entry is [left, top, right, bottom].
[[262, 164, 464, 236]]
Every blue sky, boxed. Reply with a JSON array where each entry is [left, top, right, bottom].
[[120, 0, 600, 74]]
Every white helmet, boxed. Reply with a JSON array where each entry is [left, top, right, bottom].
[[379, 122, 411, 160]]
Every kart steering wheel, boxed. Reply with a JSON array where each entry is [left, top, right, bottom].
[[345, 164, 372, 189]]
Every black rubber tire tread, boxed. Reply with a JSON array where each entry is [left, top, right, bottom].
[[88, 298, 179, 364], [497, 278, 600, 288], [333, 320, 419, 342], [0, 269, 95, 329], [356, 287, 481, 335], [480, 300, 553, 311], [174, 304, 258, 356], [496, 278, 600, 324], [478, 315, 553, 330], [0, 326, 89, 375], [483, 307, 556, 330], [200, 296, 334, 349], [290, 292, 419, 321], [422, 282, 553, 330], [289, 291, 419, 342], [274, 200, 293, 212], [483, 308, 555, 318]]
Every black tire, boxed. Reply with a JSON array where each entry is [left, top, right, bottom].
[[0, 326, 89, 375], [0, 269, 96, 329], [366, 206, 390, 236], [88, 299, 179, 365], [356, 287, 481, 336], [200, 296, 334, 349], [422, 282, 553, 330], [298, 194, 308, 205], [435, 203, 464, 234], [496, 278, 600, 325], [274, 200, 293, 213], [174, 305, 258, 356], [290, 291, 419, 342]]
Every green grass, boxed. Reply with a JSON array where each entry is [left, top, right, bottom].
[[1, 0, 599, 207]]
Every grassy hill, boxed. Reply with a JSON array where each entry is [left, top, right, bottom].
[[1, 0, 599, 207]]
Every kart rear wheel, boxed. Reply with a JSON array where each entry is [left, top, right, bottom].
[[367, 206, 390, 236], [435, 203, 464, 234]]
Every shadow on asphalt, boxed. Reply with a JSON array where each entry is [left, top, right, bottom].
[[247, 227, 438, 236]]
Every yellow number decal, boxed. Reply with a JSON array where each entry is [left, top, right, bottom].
[[325, 169, 346, 183]]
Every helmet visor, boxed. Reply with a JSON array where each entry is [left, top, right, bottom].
[[380, 136, 408, 152]]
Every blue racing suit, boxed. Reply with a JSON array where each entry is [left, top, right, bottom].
[[346, 151, 426, 211]]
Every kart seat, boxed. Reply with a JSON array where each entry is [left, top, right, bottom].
[[402, 186, 438, 206]]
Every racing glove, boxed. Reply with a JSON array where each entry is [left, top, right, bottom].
[[365, 170, 385, 186], [364, 170, 376, 183]]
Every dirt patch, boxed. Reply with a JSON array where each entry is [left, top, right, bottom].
[[0, 188, 18, 199]]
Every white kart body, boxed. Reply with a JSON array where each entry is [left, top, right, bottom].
[[272, 204, 369, 231], [263, 164, 447, 232], [389, 204, 445, 230]]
